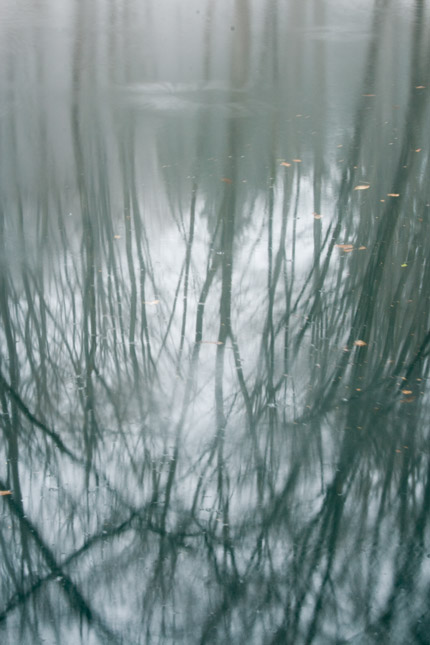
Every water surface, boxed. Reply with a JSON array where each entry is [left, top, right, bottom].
[[1, 1, 430, 643]]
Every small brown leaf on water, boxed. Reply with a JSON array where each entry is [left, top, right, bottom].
[[336, 244, 354, 250], [358, 246, 367, 250], [200, 340, 224, 345], [0, 491, 12, 496], [292, 159, 302, 163], [387, 193, 400, 197], [415, 148, 422, 152], [354, 185, 370, 191], [401, 389, 413, 395], [143, 299, 159, 305], [363, 94, 376, 97], [221, 177, 232, 184], [114, 235, 121, 239], [313, 213, 322, 219], [354, 340, 367, 347], [415, 85, 425, 89], [280, 162, 291, 167]]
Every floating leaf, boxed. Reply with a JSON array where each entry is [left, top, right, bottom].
[[280, 162, 291, 167], [401, 389, 413, 395], [313, 213, 322, 219], [401, 263, 408, 267], [363, 94, 376, 97], [415, 148, 422, 152], [292, 159, 302, 163], [221, 177, 232, 184], [143, 299, 159, 305], [336, 244, 354, 250], [354, 185, 370, 190], [387, 193, 400, 197], [358, 246, 367, 250], [0, 491, 11, 496], [354, 340, 367, 347], [114, 235, 121, 239], [200, 341, 224, 345], [415, 85, 425, 89]]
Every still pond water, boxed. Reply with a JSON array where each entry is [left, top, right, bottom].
[[1, 1, 430, 643]]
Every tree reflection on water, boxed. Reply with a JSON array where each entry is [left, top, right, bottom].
[[1, 0, 430, 643]]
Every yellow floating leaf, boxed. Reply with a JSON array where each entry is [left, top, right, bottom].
[[0, 491, 11, 496], [387, 193, 400, 197], [401, 263, 408, 267], [280, 162, 291, 167], [358, 246, 367, 250], [401, 390, 412, 395], [114, 235, 121, 239], [336, 244, 354, 250], [313, 213, 322, 219], [292, 159, 302, 163], [354, 185, 370, 190], [415, 85, 425, 89], [354, 340, 367, 347], [143, 299, 160, 305]]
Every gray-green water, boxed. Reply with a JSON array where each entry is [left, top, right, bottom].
[[1, 1, 430, 643]]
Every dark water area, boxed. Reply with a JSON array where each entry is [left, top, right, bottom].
[[1, 1, 430, 643]]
